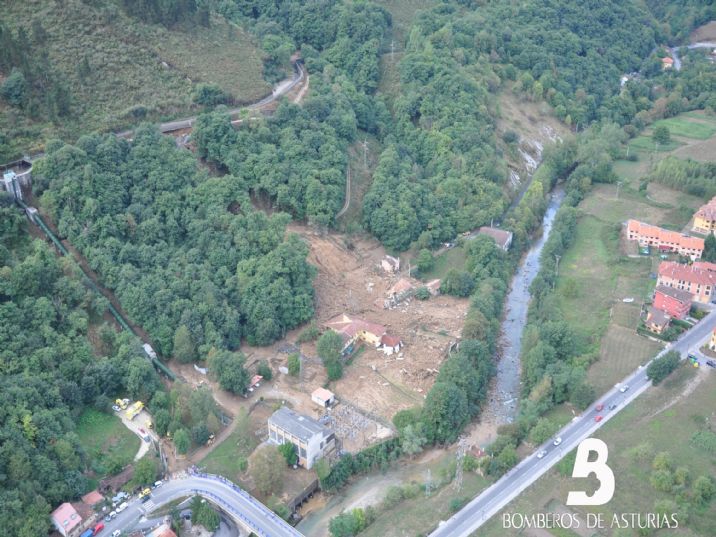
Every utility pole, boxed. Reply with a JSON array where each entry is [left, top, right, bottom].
[[362, 139, 369, 169], [425, 469, 433, 498], [390, 40, 395, 62], [616, 181, 622, 200]]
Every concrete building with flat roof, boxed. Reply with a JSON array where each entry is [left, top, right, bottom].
[[268, 407, 337, 469]]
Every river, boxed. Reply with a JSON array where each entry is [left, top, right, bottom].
[[486, 188, 566, 425]]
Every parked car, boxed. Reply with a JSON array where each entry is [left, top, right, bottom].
[[112, 531, 122, 537], [94, 522, 105, 534], [619, 385, 629, 393], [536, 449, 547, 459], [608, 403, 617, 411], [112, 405, 121, 412], [116, 502, 128, 513], [153, 480, 163, 488], [553, 437, 562, 446], [595, 415, 603, 422], [595, 403, 604, 412], [138, 488, 151, 500], [706, 360, 716, 368]]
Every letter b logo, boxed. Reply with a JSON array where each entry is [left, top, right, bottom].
[[566, 438, 614, 506]]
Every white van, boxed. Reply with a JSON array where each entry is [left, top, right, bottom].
[[116, 502, 128, 513]]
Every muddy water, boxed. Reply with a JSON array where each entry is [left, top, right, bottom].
[[488, 188, 566, 424]]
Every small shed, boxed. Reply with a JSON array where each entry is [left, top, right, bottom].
[[311, 387, 335, 408], [381, 334, 403, 355]]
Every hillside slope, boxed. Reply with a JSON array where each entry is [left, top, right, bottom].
[[0, 0, 270, 160]]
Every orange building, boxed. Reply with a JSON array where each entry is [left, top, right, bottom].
[[653, 285, 692, 319], [692, 196, 716, 235], [626, 219, 704, 260], [657, 261, 716, 303]]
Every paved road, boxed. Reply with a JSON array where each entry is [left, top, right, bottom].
[[670, 41, 716, 71], [116, 62, 305, 138], [101, 473, 303, 537], [430, 308, 716, 537]]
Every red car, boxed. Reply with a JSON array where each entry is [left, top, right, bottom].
[[595, 415, 603, 423], [94, 522, 105, 534], [595, 403, 604, 412]]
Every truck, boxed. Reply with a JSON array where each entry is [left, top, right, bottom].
[[126, 401, 144, 420]]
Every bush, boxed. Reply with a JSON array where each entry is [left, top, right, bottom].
[[502, 130, 519, 144], [257, 360, 273, 381], [297, 323, 320, 343], [193, 83, 232, 106], [646, 351, 680, 384], [287, 353, 300, 376], [415, 286, 430, 300], [278, 442, 298, 466]]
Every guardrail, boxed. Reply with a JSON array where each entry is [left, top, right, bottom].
[[187, 470, 304, 536]]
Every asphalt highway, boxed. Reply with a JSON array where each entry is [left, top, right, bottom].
[[101, 472, 304, 537], [430, 307, 716, 537]]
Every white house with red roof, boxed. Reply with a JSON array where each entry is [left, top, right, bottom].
[[51, 503, 82, 537]]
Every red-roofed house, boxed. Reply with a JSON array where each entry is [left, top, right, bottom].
[[692, 260, 716, 273], [146, 523, 178, 537], [80, 490, 103, 507], [626, 219, 704, 259], [661, 56, 674, 69], [380, 334, 403, 355], [653, 285, 692, 319], [692, 196, 716, 234], [51, 503, 82, 537], [657, 261, 716, 303], [324, 314, 387, 351]]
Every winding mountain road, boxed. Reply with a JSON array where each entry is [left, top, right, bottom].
[[116, 61, 306, 138]]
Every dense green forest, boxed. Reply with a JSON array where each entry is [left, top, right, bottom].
[[0, 204, 163, 536], [34, 128, 316, 356]]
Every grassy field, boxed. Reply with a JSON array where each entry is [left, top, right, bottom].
[[627, 135, 682, 153], [201, 411, 257, 482], [480, 367, 716, 536], [651, 116, 716, 140], [1, 1, 268, 159], [77, 408, 139, 481], [418, 246, 468, 281]]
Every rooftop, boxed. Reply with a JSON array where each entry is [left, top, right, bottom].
[[647, 307, 670, 328], [658, 261, 716, 287], [324, 313, 386, 341], [381, 334, 401, 347], [51, 503, 81, 533], [80, 490, 103, 506], [477, 226, 513, 249], [627, 220, 704, 251], [388, 278, 415, 296], [654, 284, 693, 303], [695, 197, 716, 221], [312, 387, 334, 402], [269, 407, 331, 442]]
